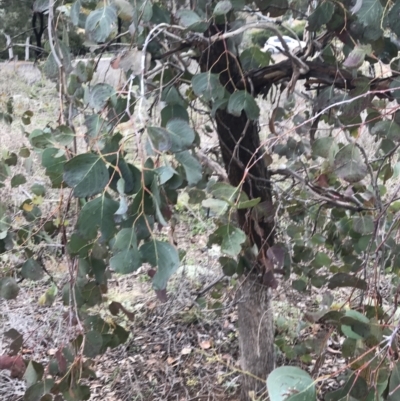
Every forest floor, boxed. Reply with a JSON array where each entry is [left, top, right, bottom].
[[0, 219, 346, 401], [0, 58, 394, 401]]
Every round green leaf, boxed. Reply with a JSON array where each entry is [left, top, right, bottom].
[[353, 215, 374, 234], [177, 9, 201, 27], [219, 256, 237, 276], [82, 282, 102, 307], [64, 153, 109, 197], [0, 277, 19, 300], [312, 137, 338, 159], [292, 279, 307, 292], [328, 273, 367, 291], [371, 120, 400, 142], [213, 0, 232, 15], [237, 197, 261, 209], [161, 104, 189, 126], [227, 90, 260, 120], [240, 47, 271, 71], [77, 196, 119, 241], [110, 228, 142, 274], [308, 2, 335, 31], [389, 2, 400, 37], [19, 147, 30, 158], [313, 252, 331, 268], [162, 86, 187, 107], [254, 0, 288, 17], [5, 152, 17, 166], [188, 188, 206, 204], [147, 119, 195, 153], [342, 338, 356, 358], [267, 366, 316, 401], [42, 148, 67, 188], [67, 233, 92, 257], [114, 0, 134, 21], [21, 110, 33, 125], [175, 151, 202, 186], [340, 309, 369, 340], [29, 129, 52, 149], [208, 225, 246, 257], [85, 6, 117, 43], [211, 182, 248, 203], [202, 198, 229, 215], [70, 0, 81, 26], [140, 240, 180, 290], [166, 119, 195, 152], [11, 174, 26, 188], [83, 330, 103, 358], [388, 361, 400, 400], [147, 127, 172, 151], [23, 379, 54, 401], [156, 166, 176, 185], [31, 183, 46, 196], [334, 144, 368, 183], [356, 0, 383, 28], [52, 125, 75, 146], [191, 73, 225, 101], [23, 360, 44, 388], [85, 83, 116, 112], [21, 259, 44, 281]]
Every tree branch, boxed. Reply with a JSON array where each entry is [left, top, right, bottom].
[[270, 168, 375, 212], [206, 21, 309, 74], [47, 0, 62, 68], [242, 59, 395, 98]]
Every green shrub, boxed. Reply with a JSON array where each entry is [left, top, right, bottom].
[[251, 30, 273, 47], [67, 30, 86, 57], [280, 21, 306, 40]]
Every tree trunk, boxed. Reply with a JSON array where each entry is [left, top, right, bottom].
[[25, 37, 30, 61], [238, 276, 274, 400], [198, 25, 275, 400], [4, 34, 13, 60], [32, 11, 45, 59]]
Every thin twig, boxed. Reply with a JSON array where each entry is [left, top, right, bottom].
[[47, 0, 62, 68]]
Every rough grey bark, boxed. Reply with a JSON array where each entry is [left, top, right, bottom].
[[238, 276, 274, 399]]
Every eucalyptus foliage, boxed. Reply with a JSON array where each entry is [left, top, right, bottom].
[[2, 0, 400, 400]]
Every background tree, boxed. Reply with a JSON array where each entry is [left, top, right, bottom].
[[31, 0, 48, 60], [2, 1, 400, 401], [0, 0, 33, 60]]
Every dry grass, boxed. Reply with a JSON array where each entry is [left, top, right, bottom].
[[0, 63, 57, 206]]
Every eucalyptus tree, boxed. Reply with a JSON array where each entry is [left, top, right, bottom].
[[2, 1, 400, 400]]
